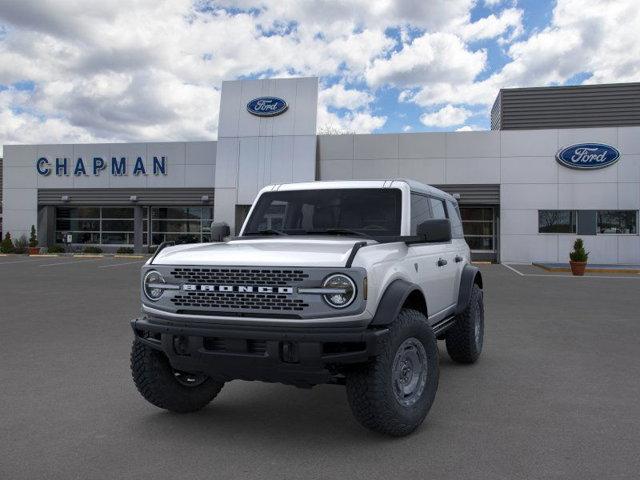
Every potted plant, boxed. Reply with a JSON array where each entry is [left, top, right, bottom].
[[569, 238, 589, 276], [28, 225, 40, 255]]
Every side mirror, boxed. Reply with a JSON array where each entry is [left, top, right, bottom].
[[416, 219, 452, 243], [210, 222, 230, 242]]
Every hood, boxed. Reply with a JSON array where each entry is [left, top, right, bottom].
[[152, 236, 374, 267]]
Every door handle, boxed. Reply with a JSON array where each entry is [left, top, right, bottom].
[[437, 258, 448, 267], [455, 255, 463, 263]]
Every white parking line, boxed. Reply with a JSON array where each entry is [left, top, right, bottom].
[[98, 260, 146, 269], [502, 263, 524, 276], [38, 258, 103, 267], [502, 263, 640, 280]]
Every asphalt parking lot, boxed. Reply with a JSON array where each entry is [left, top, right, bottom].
[[1, 256, 639, 479]]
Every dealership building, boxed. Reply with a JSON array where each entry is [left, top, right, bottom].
[[1, 78, 639, 264]]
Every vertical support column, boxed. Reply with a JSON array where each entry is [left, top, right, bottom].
[[37, 205, 56, 247], [133, 206, 144, 253]]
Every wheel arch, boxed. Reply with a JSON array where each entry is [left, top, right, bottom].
[[370, 279, 428, 326], [455, 264, 483, 316]]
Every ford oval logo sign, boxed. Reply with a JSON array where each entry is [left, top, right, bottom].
[[247, 97, 288, 117], [556, 143, 620, 170]]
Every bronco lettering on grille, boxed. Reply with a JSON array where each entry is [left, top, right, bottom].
[[182, 285, 294, 294]]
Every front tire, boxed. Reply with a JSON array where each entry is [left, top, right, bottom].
[[346, 309, 439, 436], [445, 283, 484, 363], [131, 339, 224, 413]]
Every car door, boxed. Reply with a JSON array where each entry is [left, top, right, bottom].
[[406, 194, 456, 321], [446, 199, 467, 304], [427, 196, 458, 314]]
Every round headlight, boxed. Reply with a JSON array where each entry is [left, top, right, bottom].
[[322, 274, 356, 308], [143, 270, 166, 301]]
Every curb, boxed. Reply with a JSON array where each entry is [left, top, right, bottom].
[[533, 263, 640, 275], [114, 255, 145, 259]]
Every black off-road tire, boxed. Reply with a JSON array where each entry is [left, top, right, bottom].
[[345, 309, 439, 436], [131, 339, 224, 413], [445, 283, 484, 364]]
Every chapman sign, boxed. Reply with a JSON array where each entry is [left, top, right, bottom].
[[36, 156, 167, 177], [246, 97, 288, 117], [556, 143, 620, 170]]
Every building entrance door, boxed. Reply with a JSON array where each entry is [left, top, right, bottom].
[[459, 206, 498, 262]]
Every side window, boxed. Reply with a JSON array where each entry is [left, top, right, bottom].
[[429, 197, 447, 220], [410, 193, 432, 234], [446, 200, 464, 238]]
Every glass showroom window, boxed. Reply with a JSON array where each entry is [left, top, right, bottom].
[[460, 207, 495, 251], [597, 211, 638, 234], [538, 210, 577, 233], [101, 207, 135, 244], [56, 207, 101, 244], [150, 206, 214, 245], [56, 207, 135, 244]]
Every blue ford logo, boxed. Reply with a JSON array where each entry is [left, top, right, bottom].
[[556, 143, 620, 170], [247, 97, 288, 117]]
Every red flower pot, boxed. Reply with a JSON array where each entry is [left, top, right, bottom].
[[569, 261, 587, 276]]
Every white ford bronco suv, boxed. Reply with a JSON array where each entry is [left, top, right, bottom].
[[131, 180, 484, 436]]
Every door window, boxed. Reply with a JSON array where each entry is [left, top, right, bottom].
[[410, 193, 432, 235], [429, 198, 447, 219]]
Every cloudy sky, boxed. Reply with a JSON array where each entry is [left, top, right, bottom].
[[0, 0, 638, 153]]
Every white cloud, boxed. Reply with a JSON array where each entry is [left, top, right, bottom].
[[319, 84, 373, 110], [459, 7, 523, 42], [366, 32, 486, 88], [402, 125, 413, 132], [420, 105, 472, 127], [456, 125, 484, 131], [317, 106, 386, 134], [484, 0, 506, 7], [0, 0, 638, 148], [404, 0, 640, 110]]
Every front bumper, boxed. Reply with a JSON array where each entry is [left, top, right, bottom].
[[131, 315, 388, 387]]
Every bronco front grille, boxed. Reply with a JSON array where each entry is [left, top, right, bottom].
[[170, 292, 309, 311], [170, 267, 309, 286]]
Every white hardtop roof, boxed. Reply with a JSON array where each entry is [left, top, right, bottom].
[[262, 179, 455, 202]]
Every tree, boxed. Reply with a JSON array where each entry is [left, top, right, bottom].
[[29, 225, 38, 248], [1, 232, 15, 253]]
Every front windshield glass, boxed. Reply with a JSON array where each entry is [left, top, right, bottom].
[[242, 188, 402, 237]]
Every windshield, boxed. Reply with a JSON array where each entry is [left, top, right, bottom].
[[242, 188, 402, 237]]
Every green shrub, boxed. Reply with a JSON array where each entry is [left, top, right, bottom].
[[116, 247, 135, 254], [47, 245, 65, 254], [14, 235, 29, 254], [1, 233, 15, 253], [29, 225, 38, 248], [569, 238, 589, 262], [83, 246, 103, 254]]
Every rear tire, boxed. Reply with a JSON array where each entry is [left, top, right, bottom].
[[131, 339, 224, 413], [445, 283, 484, 363], [346, 309, 439, 436]]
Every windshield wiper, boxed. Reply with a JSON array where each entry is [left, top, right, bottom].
[[245, 229, 288, 236], [308, 228, 372, 239]]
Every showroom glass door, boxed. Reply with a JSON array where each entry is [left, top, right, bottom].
[[149, 206, 214, 245], [459, 206, 497, 262]]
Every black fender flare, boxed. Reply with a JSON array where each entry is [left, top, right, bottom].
[[370, 279, 425, 326], [455, 264, 483, 315]]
